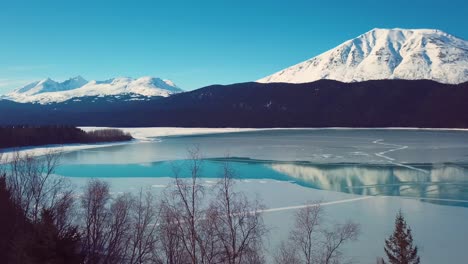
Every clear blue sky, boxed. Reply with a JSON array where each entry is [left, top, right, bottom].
[[1, 0, 467, 93]]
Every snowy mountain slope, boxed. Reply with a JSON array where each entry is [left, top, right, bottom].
[[6, 76, 183, 104], [257, 28, 468, 84], [14, 76, 88, 96]]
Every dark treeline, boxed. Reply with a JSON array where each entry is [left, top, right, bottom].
[[1, 80, 468, 128], [0, 126, 132, 148]]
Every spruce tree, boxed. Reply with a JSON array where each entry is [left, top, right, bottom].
[[384, 211, 420, 264], [0, 175, 17, 261]]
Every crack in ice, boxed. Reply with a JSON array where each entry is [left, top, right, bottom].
[[372, 139, 429, 174], [258, 196, 373, 214]]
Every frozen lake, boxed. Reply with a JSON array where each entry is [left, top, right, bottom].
[[54, 129, 468, 263], [62, 129, 468, 165]]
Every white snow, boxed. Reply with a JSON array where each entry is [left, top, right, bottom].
[[78, 127, 268, 140], [0, 142, 124, 164], [5, 76, 183, 104], [13, 76, 88, 96], [258, 28, 468, 84]]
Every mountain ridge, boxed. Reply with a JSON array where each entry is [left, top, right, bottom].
[[258, 28, 468, 84], [5, 76, 183, 104], [1, 79, 467, 128]]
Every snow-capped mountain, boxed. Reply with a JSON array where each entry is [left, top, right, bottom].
[[6, 76, 183, 103], [14, 76, 88, 96], [258, 28, 468, 84]]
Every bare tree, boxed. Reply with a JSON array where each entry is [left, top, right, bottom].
[[6, 150, 67, 222], [290, 203, 322, 264], [81, 180, 162, 264], [239, 241, 265, 264], [104, 193, 133, 263], [81, 179, 112, 264], [161, 146, 207, 264], [209, 160, 267, 264], [276, 202, 360, 264], [274, 241, 301, 264], [319, 221, 360, 264], [159, 149, 269, 264], [196, 204, 222, 263], [158, 200, 189, 264], [376, 257, 386, 264], [1, 151, 83, 263], [127, 189, 159, 264], [52, 188, 77, 235]]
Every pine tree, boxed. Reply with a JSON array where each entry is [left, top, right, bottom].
[[384, 211, 420, 264], [1, 174, 83, 263], [27, 209, 83, 264], [0, 175, 16, 261], [0, 175, 28, 262]]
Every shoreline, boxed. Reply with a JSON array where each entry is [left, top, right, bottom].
[[2, 126, 468, 162], [80, 126, 468, 139], [0, 140, 134, 163]]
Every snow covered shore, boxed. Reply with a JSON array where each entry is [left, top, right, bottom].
[[80, 126, 468, 140], [2, 126, 467, 162], [0, 127, 263, 162], [79, 127, 266, 140]]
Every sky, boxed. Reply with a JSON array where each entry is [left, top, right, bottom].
[[1, 0, 467, 93]]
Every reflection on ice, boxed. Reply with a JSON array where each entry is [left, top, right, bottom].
[[56, 157, 468, 207], [268, 162, 468, 204]]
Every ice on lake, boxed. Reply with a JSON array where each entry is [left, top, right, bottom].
[[54, 129, 468, 263]]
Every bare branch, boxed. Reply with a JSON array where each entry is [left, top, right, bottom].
[[320, 221, 360, 264], [273, 241, 301, 264], [276, 201, 360, 264]]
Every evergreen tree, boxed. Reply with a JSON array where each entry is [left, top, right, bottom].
[[0, 175, 28, 262], [27, 209, 83, 264], [1, 174, 83, 263], [0, 175, 16, 261], [384, 211, 420, 264]]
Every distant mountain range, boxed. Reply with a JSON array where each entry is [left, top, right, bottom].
[[258, 28, 468, 84], [3, 76, 182, 104], [1, 28, 468, 128]]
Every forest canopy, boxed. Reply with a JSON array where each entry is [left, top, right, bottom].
[[0, 126, 132, 149]]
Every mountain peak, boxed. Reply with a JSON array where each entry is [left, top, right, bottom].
[[6, 76, 183, 104], [14, 78, 59, 95], [364, 28, 447, 36], [69, 75, 86, 82], [61, 76, 89, 91], [132, 76, 182, 92], [38, 78, 55, 85], [258, 28, 468, 84], [163, 79, 178, 88]]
